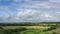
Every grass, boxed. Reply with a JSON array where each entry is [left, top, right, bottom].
[[3, 26, 50, 29], [47, 28, 60, 34], [1, 26, 50, 34], [21, 29, 50, 34], [24, 32, 35, 34], [0, 25, 60, 34]]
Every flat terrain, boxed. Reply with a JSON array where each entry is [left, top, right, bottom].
[[0, 23, 60, 34], [2, 26, 60, 34], [3, 26, 50, 29], [48, 28, 60, 34]]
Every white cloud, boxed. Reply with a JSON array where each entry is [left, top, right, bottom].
[[4, 0, 10, 1], [3, 14, 10, 19], [0, 15, 3, 17], [49, 0, 60, 3], [16, 9, 60, 22], [0, 6, 9, 10], [0, 6, 13, 21], [13, 0, 32, 3], [0, 6, 12, 15], [13, 0, 22, 2], [0, 9, 60, 22], [0, 0, 60, 22], [12, 2, 60, 10]]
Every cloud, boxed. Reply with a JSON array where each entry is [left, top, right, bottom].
[[12, 0, 32, 3], [0, 0, 60, 22], [13, 0, 22, 2], [0, 6, 14, 21], [11, 1, 60, 10], [0, 6, 9, 10], [0, 9, 60, 22], [49, 0, 60, 3], [0, 6, 12, 15], [23, 2, 51, 8], [16, 9, 60, 22]]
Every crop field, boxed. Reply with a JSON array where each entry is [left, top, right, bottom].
[[0, 23, 60, 34], [3, 26, 50, 29], [2, 26, 60, 34], [2, 26, 50, 34]]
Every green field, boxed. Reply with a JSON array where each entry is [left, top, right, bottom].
[[0, 23, 60, 34], [0, 26, 50, 34]]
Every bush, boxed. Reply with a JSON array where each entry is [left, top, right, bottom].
[[3, 28, 27, 34], [52, 32, 58, 34], [0, 27, 3, 29], [43, 29, 48, 32], [49, 26, 56, 30], [14, 28, 27, 32], [45, 33, 49, 34], [43, 26, 57, 32], [1, 27, 27, 34]]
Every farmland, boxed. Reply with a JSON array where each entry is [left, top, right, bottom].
[[3, 26, 50, 29], [0, 22, 60, 34]]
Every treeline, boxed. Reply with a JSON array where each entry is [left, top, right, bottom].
[[0, 22, 60, 26], [0, 22, 38, 26]]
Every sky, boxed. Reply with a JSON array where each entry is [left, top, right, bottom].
[[0, 0, 60, 22]]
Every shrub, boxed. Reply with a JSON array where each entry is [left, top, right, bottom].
[[43, 29, 48, 32], [50, 26, 56, 30], [52, 32, 58, 34], [14, 27, 27, 32], [0, 27, 3, 29], [45, 33, 49, 34], [43, 26, 57, 32], [6, 28, 26, 32]]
